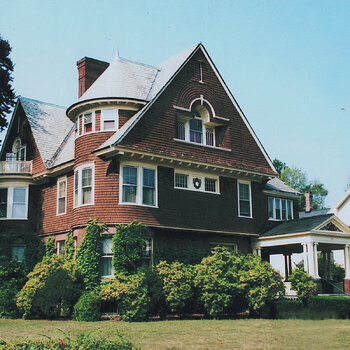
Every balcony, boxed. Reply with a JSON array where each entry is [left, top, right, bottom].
[[0, 161, 32, 175]]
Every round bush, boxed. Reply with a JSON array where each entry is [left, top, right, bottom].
[[73, 290, 101, 321]]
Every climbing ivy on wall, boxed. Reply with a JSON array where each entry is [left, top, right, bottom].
[[45, 237, 56, 258], [76, 219, 107, 290], [64, 230, 75, 262]]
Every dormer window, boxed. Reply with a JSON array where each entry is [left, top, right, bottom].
[[268, 197, 293, 221]]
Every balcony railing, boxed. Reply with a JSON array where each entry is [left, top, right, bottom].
[[0, 161, 32, 175]]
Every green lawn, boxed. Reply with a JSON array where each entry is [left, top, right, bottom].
[[1, 318, 350, 349]]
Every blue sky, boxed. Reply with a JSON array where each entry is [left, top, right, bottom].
[[0, 0, 349, 207]]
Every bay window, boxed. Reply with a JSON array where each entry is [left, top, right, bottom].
[[74, 164, 94, 207], [268, 197, 293, 221], [238, 181, 252, 218], [0, 186, 28, 219], [121, 164, 157, 207]]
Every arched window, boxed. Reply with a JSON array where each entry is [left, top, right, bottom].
[[6, 138, 26, 161]]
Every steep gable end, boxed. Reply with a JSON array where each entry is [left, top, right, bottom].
[[114, 45, 276, 176]]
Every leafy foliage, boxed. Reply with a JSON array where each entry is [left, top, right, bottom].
[[76, 219, 107, 290], [73, 290, 101, 321], [0, 35, 16, 134], [0, 332, 137, 350], [194, 247, 284, 317], [0, 258, 27, 318], [112, 222, 148, 275], [45, 236, 56, 257], [64, 230, 75, 262], [318, 255, 345, 282], [16, 255, 80, 319], [273, 158, 328, 210], [100, 273, 150, 322], [156, 261, 193, 314], [289, 267, 317, 304]]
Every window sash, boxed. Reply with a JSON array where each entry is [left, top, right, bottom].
[[101, 109, 118, 131], [175, 173, 188, 188], [101, 238, 113, 277], [238, 182, 251, 217], [0, 188, 8, 218], [142, 168, 155, 206], [57, 179, 67, 215], [74, 165, 94, 207], [206, 128, 214, 146], [177, 122, 185, 140], [189, 119, 203, 143], [0, 187, 27, 219], [83, 113, 93, 133], [268, 197, 293, 221], [205, 178, 216, 192], [12, 245, 26, 262]]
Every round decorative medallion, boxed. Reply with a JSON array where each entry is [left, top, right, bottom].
[[193, 177, 202, 189]]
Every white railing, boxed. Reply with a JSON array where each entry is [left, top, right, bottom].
[[0, 161, 32, 174]]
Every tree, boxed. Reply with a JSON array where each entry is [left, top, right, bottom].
[[0, 35, 16, 134], [273, 159, 328, 211]]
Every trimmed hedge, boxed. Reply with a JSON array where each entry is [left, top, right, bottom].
[[73, 290, 101, 321], [274, 296, 350, 319]]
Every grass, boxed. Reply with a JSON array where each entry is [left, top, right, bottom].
[[1, 318, 350, 349]]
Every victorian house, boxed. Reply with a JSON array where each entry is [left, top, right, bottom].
[[1, 43, 349, 292]]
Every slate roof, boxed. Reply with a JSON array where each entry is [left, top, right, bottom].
[[265, 177, 301, 196], [20, 97, 73, 165], [261, 214, 334, 237], [299, 209, 330, 218]]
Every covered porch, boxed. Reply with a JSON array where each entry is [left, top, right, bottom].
[[253, 214, 350, 295]]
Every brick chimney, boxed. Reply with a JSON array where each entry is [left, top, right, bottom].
[[305, 192, 313, 212], [77, 57, 110, 98]]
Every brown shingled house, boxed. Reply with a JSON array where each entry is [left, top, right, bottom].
[[1, 43, 350, 293]]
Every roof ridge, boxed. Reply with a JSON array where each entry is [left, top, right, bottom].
[[118, 56, 160, 71], [19, 96, 67, 110]]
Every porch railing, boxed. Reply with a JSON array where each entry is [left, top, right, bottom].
[[0, 161, 32, 174]]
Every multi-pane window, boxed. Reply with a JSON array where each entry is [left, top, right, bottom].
[[57, 240, 65, 256], [142, 168, 156, 206], [206, 128, 214, 146], [0, 187, 27, 219], [74, 164, 94, 207], [122, 166, 138, 203], [175, 173, 188, 188], [177, 121, 185, 140], [205, 178, 216, 192], [121, 165, 157, 206], [57, 177, 67, 215], [0, 188, 8, 218], [12, 245, 26, 262], [238, 181, 252, 218], [268, 197, 293, 221], [189, 119, 203, 143], [83, 113, 93, 134], [101, 237, 113, 277], [101, 109, 118, 131]]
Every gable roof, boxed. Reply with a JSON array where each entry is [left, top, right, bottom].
[[94, 44, 276, 175], [19, 97, 73, 165], [329, 189, 350, 213], [261, 214, 334, 237]]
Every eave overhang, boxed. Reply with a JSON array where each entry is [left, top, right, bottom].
[[32, 160, 74, 183], [94, 146, 274, 180], [66, 97, 147, 121], [262, 189, 303, 199]]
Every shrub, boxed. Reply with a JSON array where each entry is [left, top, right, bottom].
[[100, 273, 150, 322], [0, 332, 137, 349], [308, 296, 350, 319], [156, 260, 193, 315], [194, 247, 246, 318], [0, 259, 28, 318], [45, 236, 56, 257], [76, 219, 107, 290], [238, 253, 284, 314], [73, 290, 101, 321], [289, 267, 317, 304], [16, 255, 80, 319], [112, 222, 148, 275]]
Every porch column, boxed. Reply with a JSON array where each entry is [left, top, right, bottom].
[[302, 243, 308, 273], [344, 245, 350, 279], [314, 242, 320, 279], [253, 247, 261, 257], [307, 241, 316, 278], [328, 251, 333, 280], [284, 254, 288, 280]]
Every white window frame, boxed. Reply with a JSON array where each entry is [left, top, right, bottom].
[[210, 242, 237, 254], [101, 109, 118, 131], [56, 240, 65, 256], [74, 163, 94, 208], [0, 185, 29, 220], [56, 176, 67, 215], [101, 237, 114, 278], [82, 111, 95, 135], [11, 245, 26, 262], [174, 170, 220, 194], [120, 162, 158, 207], [237, 180, 252, 218], [268, 197, 294, 221]]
